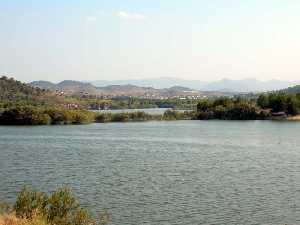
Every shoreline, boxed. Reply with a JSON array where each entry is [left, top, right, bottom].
[[1, 105, 300, 125], [0, 116, 299, 126], [287, 115, 300, 121]]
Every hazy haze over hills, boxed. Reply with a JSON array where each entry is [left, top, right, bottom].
[[89, 77, 300, 92], [30, 80, 204, 98], [30, 77, 300, 95]]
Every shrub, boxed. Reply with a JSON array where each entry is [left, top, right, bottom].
[[0, 107, 51, 125], [71, 110, 95, 124], [95, 113, 112, 123], [163, 110, 184, 120], [9, 186, 109, 225], [15, 186, 48, 219], [44, 108, 72, 125], [111, 113, 129, 122], [47, 187, 78, 224]]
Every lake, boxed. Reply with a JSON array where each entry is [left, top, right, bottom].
[[95, 108, 188, 115], [98, 108, 170, 114], [0, 121, 300, 225]]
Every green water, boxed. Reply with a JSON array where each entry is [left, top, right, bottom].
[[0, 121, 300, 224]]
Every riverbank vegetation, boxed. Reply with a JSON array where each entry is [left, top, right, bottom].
[[257, 92, 300, 115], [194, 97, 265, 120], [0, 186, 109, 225], [0, 106, 95, 125], [0, 106, 191, 125], [194, 92, 300, 120]]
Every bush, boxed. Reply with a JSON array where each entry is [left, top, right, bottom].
[[95, 113, 113, 123], [71, 110, 95, 124], [44, 108, 72, 125], [111, 113, 130, 122], [163, 110, 184, 120], [0, 106, 51, 125], [196, 97, 262, 120], [15, 186, 48, 219], [47, 187, 78, 224], [10, 186, 109, 225]]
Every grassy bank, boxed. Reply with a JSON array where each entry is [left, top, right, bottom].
[[0, 187, 109, 225]]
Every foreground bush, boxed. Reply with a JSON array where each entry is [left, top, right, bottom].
[[0, 186, 109, 225], [0, 213, 47, 225]]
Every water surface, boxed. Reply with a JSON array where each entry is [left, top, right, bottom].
[[96, 108, 172, 115], [0, 121, 300, 225]]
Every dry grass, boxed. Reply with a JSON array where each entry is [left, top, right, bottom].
[[0, 213, 47, 225], [0, 186, 110, 225]]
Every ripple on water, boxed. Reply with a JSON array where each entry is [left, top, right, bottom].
[[1, 121, 300, 225]]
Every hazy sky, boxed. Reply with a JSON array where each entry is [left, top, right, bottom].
[[1, 0, 300, 82]]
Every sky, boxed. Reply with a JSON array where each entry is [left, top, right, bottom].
[[1, 0, 300, 82]]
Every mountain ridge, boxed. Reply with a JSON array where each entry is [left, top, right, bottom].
[[30, 78, 300, 98], [88, 77, 300, 92], [29, 80, 204, 98]]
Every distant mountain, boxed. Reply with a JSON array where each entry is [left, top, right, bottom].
[[90, 77, 300, 92], [56, 80, 99, 94], [201, 78, 299, 92], [30, 80, 99, 94], [90, 77, 207, 90], [30, 80, 203, 97], [30, 80, 57, 90], [281, 85, 300, 94], [31, 78, 300, 97]]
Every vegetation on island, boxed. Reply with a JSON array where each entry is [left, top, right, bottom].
[[257, 92, 300, 115], [0, 186, 109, 225], [194, 97, 262, 120], [194, 92, 300, 120]]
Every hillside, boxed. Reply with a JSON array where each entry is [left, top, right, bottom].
[[30, 80, 57, 90], [0, 76, 46, 101], [31, 80, 99, 94], [0, 77, 81, 108], [30, 80, 203, 98]]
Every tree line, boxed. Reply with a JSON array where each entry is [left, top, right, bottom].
[[0, 106, 191, 125], [194, 92, 300, 120]]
